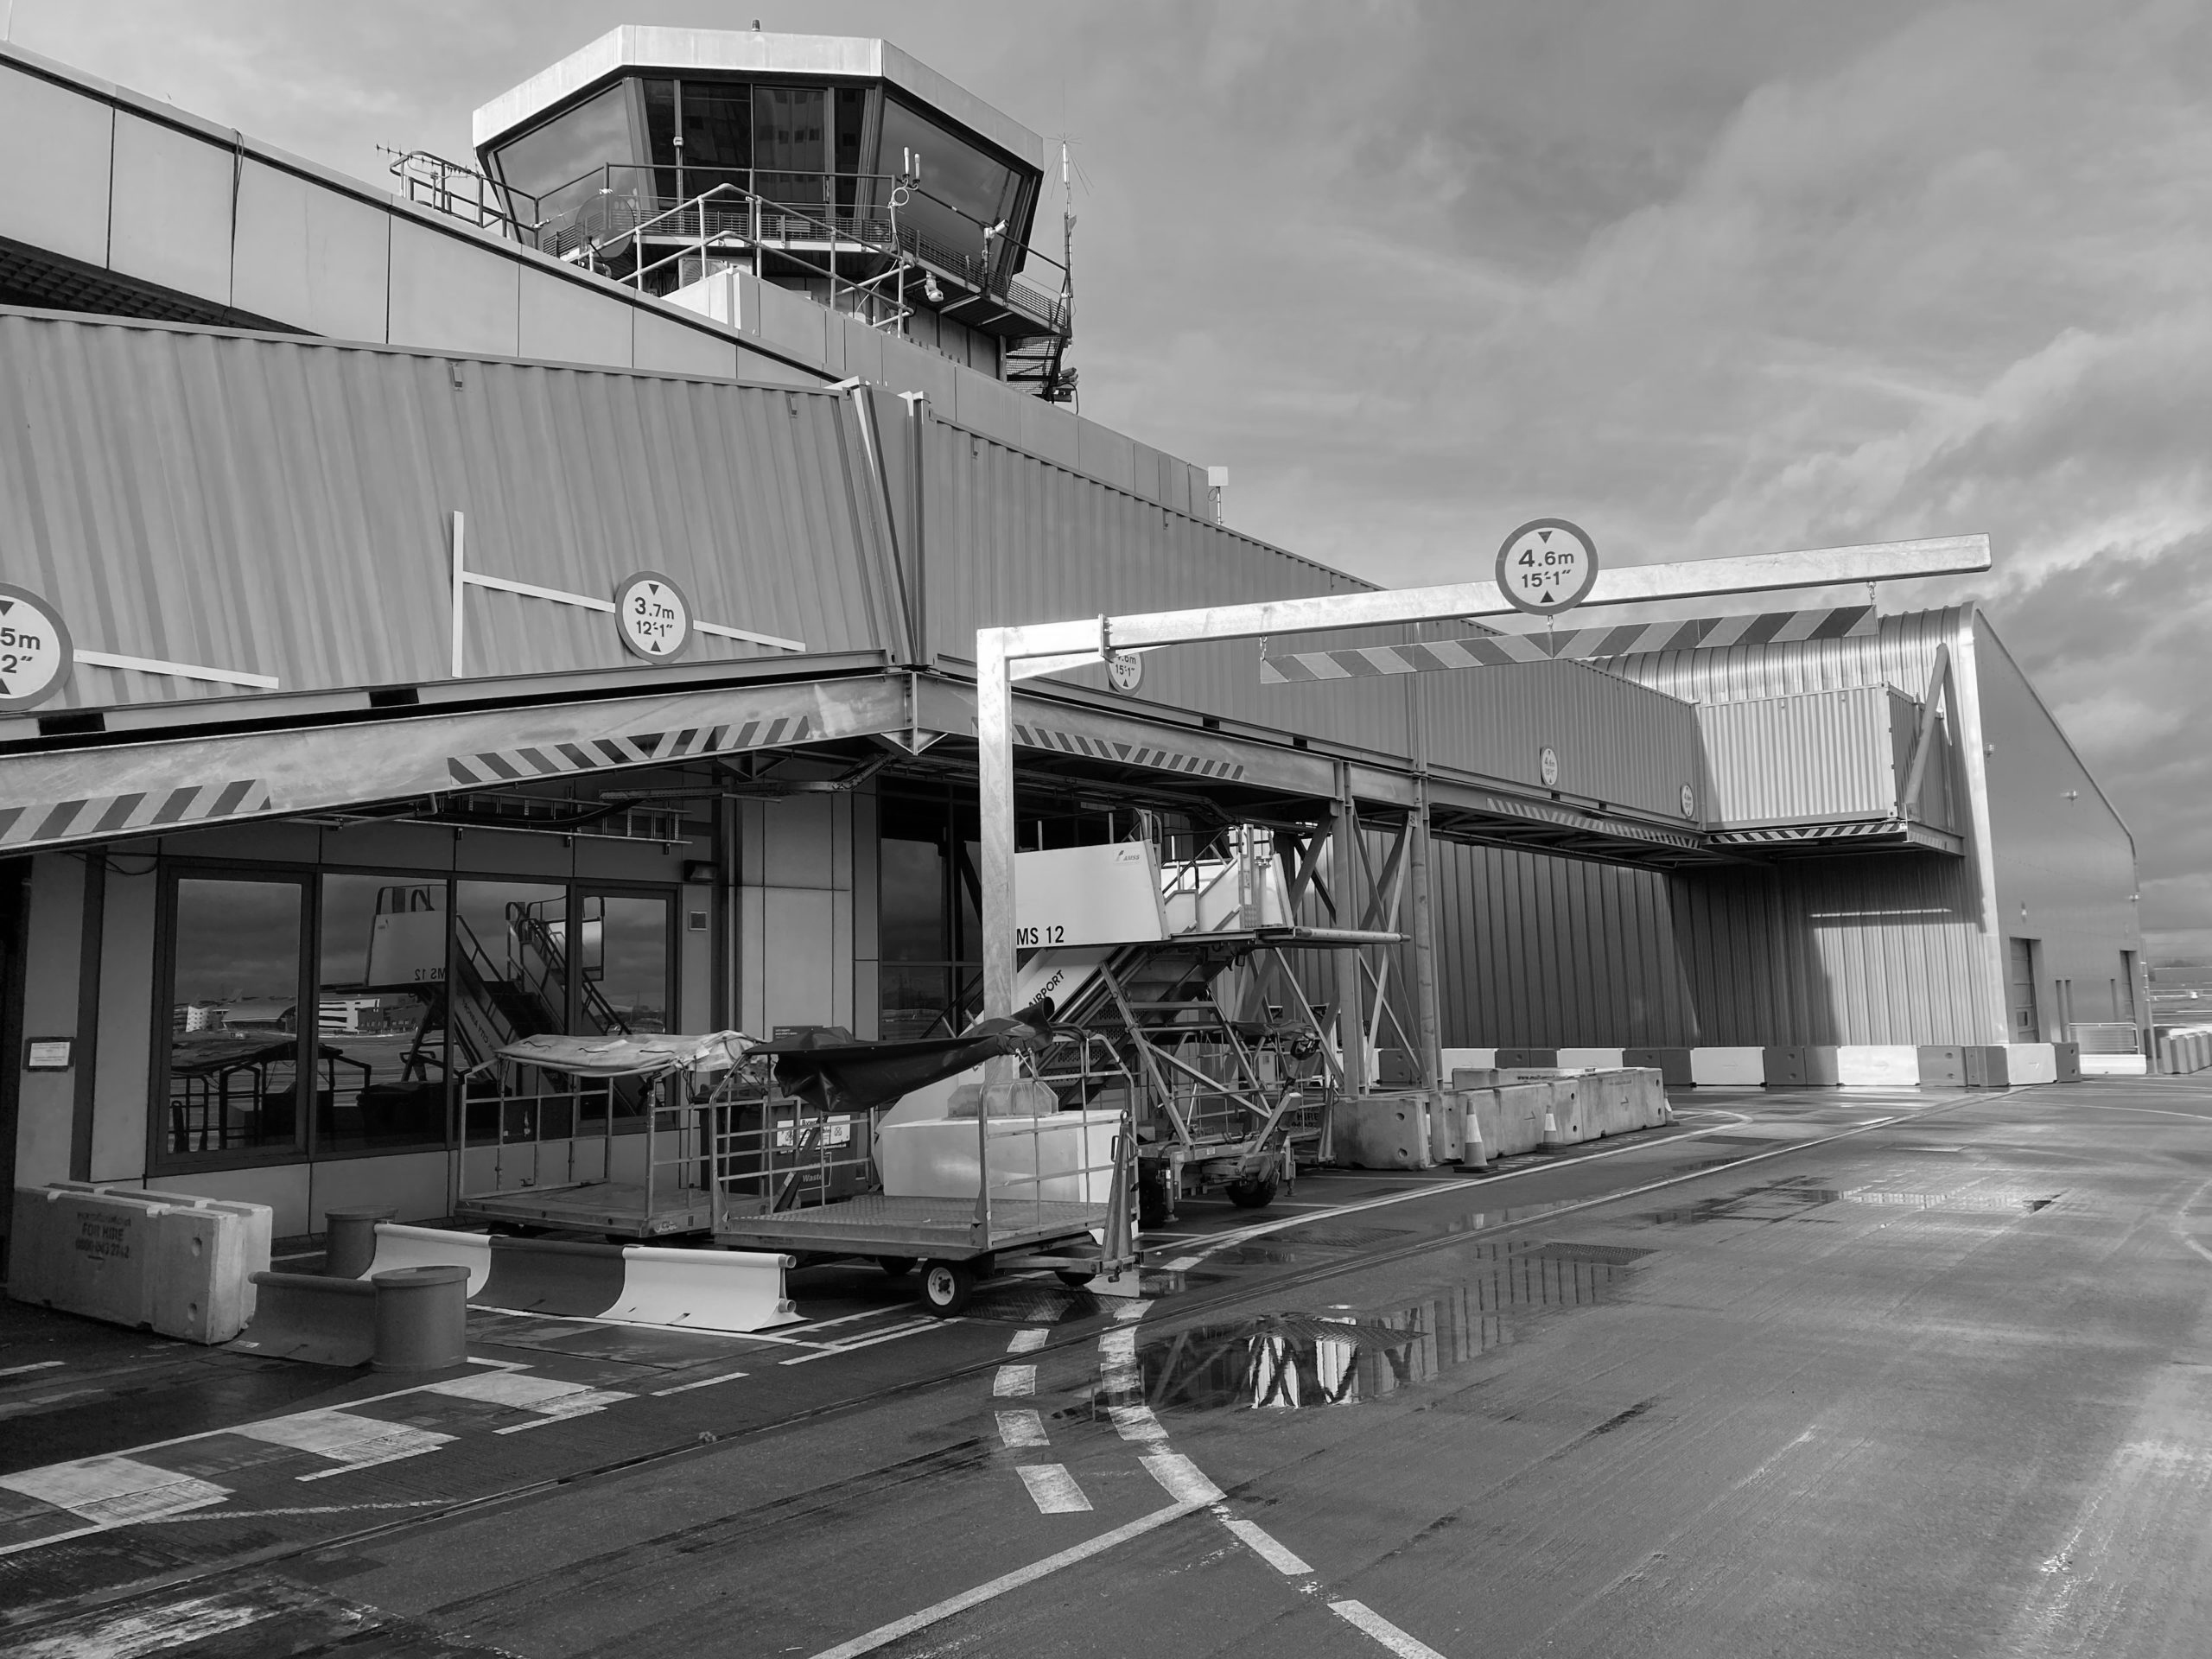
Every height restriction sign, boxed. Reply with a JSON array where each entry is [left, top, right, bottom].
[[0, 582, 74, 711], [1496, 518, 1599, 615], [613, 570, 694, 661]]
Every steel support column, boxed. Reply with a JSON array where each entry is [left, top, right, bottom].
[[1408, 776, 1449, 1164]]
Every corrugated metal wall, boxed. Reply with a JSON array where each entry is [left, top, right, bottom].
[[0, 311, 899, 709], [1696, 686, 1904, 826]]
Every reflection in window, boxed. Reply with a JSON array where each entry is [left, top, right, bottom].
[[452, 881, 569, 1066], [753, 85, 826, 211], [492, 82, 638, 200], [317, 875, 448, 1154], [586, 893, 671, 1036], [165, 878, 303, 1157], [879, 95, 1024, 277]]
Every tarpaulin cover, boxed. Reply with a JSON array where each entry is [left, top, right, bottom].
[[758, 1005, 1053, 1112], [491, 1032, 753, 1079]]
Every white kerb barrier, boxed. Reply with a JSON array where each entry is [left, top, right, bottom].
[[603, 1247, 802, 1332], [356, 1223, 495, 1297]]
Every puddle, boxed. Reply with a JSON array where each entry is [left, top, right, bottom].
[[1649, 1175, 1841, 1224], [1127, 1241, 1646, 1411]]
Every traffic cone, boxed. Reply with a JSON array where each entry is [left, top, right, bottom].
[[1540, 1109, 1563, 1150], [1458, 1098, 1489, 1171]]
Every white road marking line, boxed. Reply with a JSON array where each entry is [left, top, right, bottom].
[[139, 1501, 449, 1522], [805, 1497, 1205, 1657], [2185, 1237, 2212, 1266], [650, 1370, 749, 1396], [779, 1319, 943, 1366], [1141, 1451, 1224, 1505], [1113, 1300, 1154, 1323], [1328, 1599, 1450, 1658], [12, 1590, 280, 1659], [995, 1409, 1048, 1448], [493, 1409, 611, 1435], [1222, 1516, 1312, 1575], [1098, 1328, 1136, 1363], [1099, 1363, 1139, 1392], [0, 1360, 67, 1379], [0, 1389, 104, 1421], [1108, 1403, 1167, 1442], [1161, 1255, 1204, 1272], [992, 1364, 1038, 1397], [1007, 1327, 1050, 1354], [1015, 1464, 1093, 1513]]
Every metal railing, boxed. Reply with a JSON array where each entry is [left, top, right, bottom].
[[389, 149, 1071, 339]]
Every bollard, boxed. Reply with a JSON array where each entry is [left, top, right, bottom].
[[370, 1265, 468, 1371], [322, 1205, 397, 1279]]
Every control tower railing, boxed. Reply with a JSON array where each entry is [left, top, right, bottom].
[[388, 151, 1071, 342]]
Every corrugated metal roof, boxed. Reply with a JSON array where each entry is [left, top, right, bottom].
[[0, 310, 898, 715]]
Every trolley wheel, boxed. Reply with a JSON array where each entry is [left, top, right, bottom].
[[1053, 1268, 1095, 1288], [1226, 1170, 1281, 1210], [920, 1260, 976, 1317], [876, 1255, 915, 1278]]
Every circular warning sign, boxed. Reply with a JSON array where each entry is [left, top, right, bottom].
[[613, 570, 693, 663], [0, 582, 74, 712], [1106, 652, 1144, 694], [1496, 518, 1600, 616]]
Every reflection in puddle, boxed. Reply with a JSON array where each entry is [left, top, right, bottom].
[[1130, 1242, 1644, 1411], [1649, 1175, 1841, 1224]]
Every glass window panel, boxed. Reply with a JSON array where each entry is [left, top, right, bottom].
[[644, 78, 677, 200], [880, 832, 946, 963], [316, 874, 448, 1154], [834, 86, 868, 211], [588, 894, 671, 1036], [492, 82, 639, 200], [879, 95, 1021, 274], [165, 878, 303, 1157], [454, 880, 569, 1141], [880, 964, 954, 1041], [753, 85, 826, 210], [683, 81, 752, 176]]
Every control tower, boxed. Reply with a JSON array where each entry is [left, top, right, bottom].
[[455, 27, 1072, 398]]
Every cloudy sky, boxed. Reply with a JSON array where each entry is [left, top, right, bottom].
[[14, 0, 2210, 951]]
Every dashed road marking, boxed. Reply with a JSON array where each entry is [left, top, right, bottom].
[[995, 1410, 1048, 1448], [1108, 1403, 1167, 1442], [993, 1364, 1038, 1397], [779, 1319, 943, 1366], [1113, 1300, 1154, 1323], [1222, 1515, 1312, 1575], [1007, 1327, 1050, 1354], [233, 1409, 454, 1476], [648, 1370, 749, 1395], [1329, 1599, 1450, 1657], [1141, 1451, 1224, 1506], [1015, 1464, 1093, 1514], [0, 1360, 67, 1379]]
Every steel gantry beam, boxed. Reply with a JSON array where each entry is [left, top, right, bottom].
[[975, 532, 1993, 1106]]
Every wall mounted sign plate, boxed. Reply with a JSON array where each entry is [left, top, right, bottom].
[[1496, 518, 1600, 616], [1681, 782, 1698, 819], [1540, 746, 1560, 788], [613, 570, 694, 662], [0, 582, 74, 711]]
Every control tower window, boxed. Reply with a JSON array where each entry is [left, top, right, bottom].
[[684, 82, 753, 175], [879, 94, 1023, 281], [753, 86, 826, 212], [491, 81, 638, 207]]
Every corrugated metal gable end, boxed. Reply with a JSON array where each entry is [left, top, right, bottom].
[[1610, 607, 1962, 708], [0, 312, 892, 709], [1696, 685, 1907, 827]]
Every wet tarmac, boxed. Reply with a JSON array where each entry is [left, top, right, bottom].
[[6, 1079, 2211, 1657]]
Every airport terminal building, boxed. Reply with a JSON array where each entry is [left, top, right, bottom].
[[0, 30, 2145, 1239]]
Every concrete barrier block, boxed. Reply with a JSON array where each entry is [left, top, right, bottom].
[[9, 1185, 270, 1343], [2053, 1042, 2082, 1084], [360, 1224, 495, 1298], [236, 1271, 376, 1366], [1441, 1047, 1496, 1073], [1838, 1046, 1920, 1087], [1763, 1046, 1841, 1088], [1624, 1047, 1693, 1087], [1557, 1047, 1624, 1070], [2001, 1044, 2058, 1084], [1449, 1068, 1502, 1090], [1917, 1046, 1966, 1085], [2082, 1054, 2148, 1077], [1544, 1078, 1586, 1146], [1496, 1048, 1558, 1070], [1489, 1084, 1550, 1155], [603, 1247, 802, 1333], [1334, 1093, 1429, 1169], [1962, 1046, 2010, 1087], [1691, 1047, 1765, 1086]]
